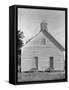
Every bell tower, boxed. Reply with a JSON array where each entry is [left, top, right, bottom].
[[40, 20, 48, 31], [40, 20, 48, 45]]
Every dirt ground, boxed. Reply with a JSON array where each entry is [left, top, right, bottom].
[[18, 71, 65, 82]]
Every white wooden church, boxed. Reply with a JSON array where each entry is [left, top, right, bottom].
[[21, 21, 65, 72]]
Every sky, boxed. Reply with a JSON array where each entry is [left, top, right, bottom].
[[18, 8, 65, 48]]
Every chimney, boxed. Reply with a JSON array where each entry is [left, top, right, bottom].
[[40, 20, 48, 31]]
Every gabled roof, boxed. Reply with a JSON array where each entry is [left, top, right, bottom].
[[24, 29, 65, 51], [42, 30, 65, 51], [25, 31, 41, 45]]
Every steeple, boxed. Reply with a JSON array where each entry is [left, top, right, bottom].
[[40, 20, 48, 31]]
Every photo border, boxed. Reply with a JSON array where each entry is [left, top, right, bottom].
[[14, 5, 67, 85]]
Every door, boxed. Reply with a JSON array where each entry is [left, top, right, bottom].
[[34, 56, 38, 70], [50, 57, 54, 69]]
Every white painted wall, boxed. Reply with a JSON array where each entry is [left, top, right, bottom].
[[38, 57, 49, 71], [21, 32, 64, 71]]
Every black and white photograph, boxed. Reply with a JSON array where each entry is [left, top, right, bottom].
[[17, 7, 66, 82]]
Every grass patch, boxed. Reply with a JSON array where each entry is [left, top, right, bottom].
[[18, 71, 65, 82]]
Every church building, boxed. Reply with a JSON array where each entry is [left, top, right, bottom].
[[21, 21, 65, 72]]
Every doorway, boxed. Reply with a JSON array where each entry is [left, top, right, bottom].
[[50, 57, 54, 69], [34, 56, 38, 70]]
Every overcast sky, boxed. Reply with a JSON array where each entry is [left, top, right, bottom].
[[18, 8, 65, 48]]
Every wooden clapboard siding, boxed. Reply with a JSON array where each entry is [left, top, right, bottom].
[[22, 46, 63, 58], [21, 47, 64, 71], [21, 58, 36, 71], [38, 57, 49, 71], [21, 31, 65, 71], [54, 56, 64, 70]]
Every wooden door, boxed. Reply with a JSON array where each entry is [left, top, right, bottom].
[[50, 57, 54, 69], [34, 56, 38, 70]]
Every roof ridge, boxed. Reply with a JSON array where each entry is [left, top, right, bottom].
[[24, 30, 41, 46]]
